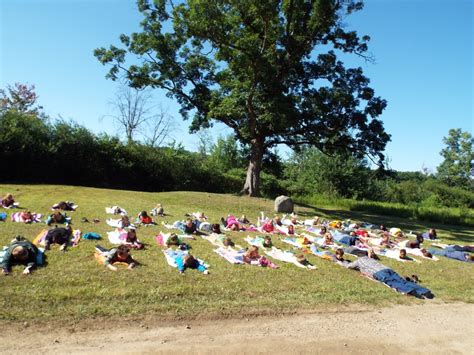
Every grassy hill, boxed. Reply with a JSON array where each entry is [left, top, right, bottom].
[[0, 184, 473, 322]]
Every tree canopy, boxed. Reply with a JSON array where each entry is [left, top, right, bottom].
[[437, 128, 473, 188], [95, 0, 390, 196]]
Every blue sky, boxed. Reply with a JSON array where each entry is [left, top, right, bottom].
[[0, 0, 472, 172]]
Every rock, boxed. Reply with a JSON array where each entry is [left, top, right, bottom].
[[274, 195, 294, 213], [186, 324, 191, 329]]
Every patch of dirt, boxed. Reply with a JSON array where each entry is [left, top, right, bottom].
[[1, 303, 473, 354]]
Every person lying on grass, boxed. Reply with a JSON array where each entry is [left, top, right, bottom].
[[104, 245, 136, 271], [44, 225, 72, 251], [18, 210, 34, 223], [344, 252, 434, 299], [172, 217, 205, 235], [137, 211, 155, 225], [422, 228, 437, 240], [176, 253, 209, 274], [242, 246, 278, 268], [238, 214, 251, 225], [427, 248, 474, 263], [1, 236, 42, 275], [398, 234, 424, 249], [46, 211, 70, 226], [123, 228, 144, 250], [52, 201, 77, 211]]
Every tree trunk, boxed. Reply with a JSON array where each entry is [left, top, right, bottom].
[[241, 138, 264, 197]]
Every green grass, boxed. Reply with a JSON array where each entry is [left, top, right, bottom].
[[0, 184, 473, 322]]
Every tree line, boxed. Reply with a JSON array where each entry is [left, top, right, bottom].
[[0, 104, 472, 211]]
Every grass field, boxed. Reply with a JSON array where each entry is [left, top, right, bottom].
[[0, 184, 473, 322]]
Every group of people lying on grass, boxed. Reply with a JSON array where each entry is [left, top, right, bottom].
[[2, 196, 473, 297]]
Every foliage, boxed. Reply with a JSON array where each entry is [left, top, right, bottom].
[[437, 128, 473, 188], [95, 0, 390, 196], [284, 147, 373, 199], [0, 83, 42, 115]]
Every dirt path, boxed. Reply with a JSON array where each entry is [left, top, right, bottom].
[[1, 303, 473, 354]]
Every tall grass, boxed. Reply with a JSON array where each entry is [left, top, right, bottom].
[[297, 195, 474, 227]]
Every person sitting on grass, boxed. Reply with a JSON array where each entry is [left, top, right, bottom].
[[344, 254, 434, 299], [1, 193, 15, 208], [44, 225, 72, 251], [151, 203, 164, 217], [102, 245, 136, 271], [176, 253, 209, 274], [1, 236, 42, 275]]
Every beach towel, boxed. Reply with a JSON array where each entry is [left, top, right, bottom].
[[309, 245, 343, 262], [201, 233, 241, 248], [213, 247, 245, 264], [401, 247, 439, 261], [245, 236, 271, 249], [282, 236, 312, 249], [155, 232, 195, 246], [105, 206, 127, 215], [33, 228, 81, 248], [11, 212, 42, 223], [107, 228, 129, 244], [163, 249, 209, 269], [52, 201, 78, 211], [377, 249, 421, 263], [0, 202, 20, 209], [264, 247, 316, 270], [94, 248, 129, 268]]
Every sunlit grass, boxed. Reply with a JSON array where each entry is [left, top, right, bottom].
[[0, 184, 472, 322]]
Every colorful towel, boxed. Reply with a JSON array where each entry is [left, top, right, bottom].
[[264, 247, 316, 270], [107, 228, 128, 244], [245, 236, 270, 248], [11, 212, 42, 223], [282, 236, 313, 249], [155, 232, 195, 246], [213, 247, 245, 264]]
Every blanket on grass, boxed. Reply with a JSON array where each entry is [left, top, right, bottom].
[[11, 212, 42, 223], [105, 206, 127, 215], [264, 247, 316, 270]]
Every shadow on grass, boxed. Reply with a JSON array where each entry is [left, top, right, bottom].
[[294, 203, 474, 243]]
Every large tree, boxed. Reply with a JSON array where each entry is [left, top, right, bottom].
[[95, 0, 390, 196]]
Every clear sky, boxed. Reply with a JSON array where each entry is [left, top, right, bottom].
[[0, 0, 472, 172]]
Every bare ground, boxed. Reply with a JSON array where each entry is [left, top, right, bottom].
[[1, 302, 473, 354]]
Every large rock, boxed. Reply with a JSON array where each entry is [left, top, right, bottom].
[[274, 195, 294, 213]]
